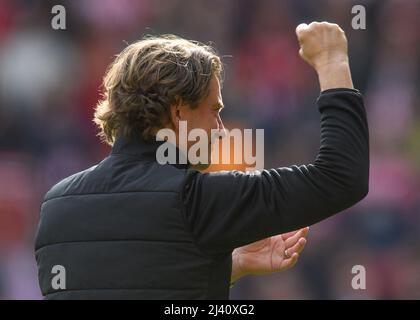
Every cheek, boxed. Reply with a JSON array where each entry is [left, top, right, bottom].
[[196, 109, 218, 129]]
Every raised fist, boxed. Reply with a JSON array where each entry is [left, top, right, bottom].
[[296, 21, 349, 71]]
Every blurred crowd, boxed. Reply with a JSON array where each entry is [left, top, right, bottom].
[[0, 0, 419, 299]]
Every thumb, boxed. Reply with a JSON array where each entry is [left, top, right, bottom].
[[298, 47, 312, 66], [299, 48, 305, 59]]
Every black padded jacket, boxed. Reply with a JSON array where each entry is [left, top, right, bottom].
[[34, 88, 369, 299]]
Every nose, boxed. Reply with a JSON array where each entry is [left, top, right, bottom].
[[217, 114, 226, 138]]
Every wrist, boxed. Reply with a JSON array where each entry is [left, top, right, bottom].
[[231, 249, 247, 284], [316, 60, 354, 91]]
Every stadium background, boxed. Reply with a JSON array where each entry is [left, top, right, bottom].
[[0, 0, 419, 299]]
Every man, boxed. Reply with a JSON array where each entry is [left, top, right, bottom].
[[35, 22, 369, 299]]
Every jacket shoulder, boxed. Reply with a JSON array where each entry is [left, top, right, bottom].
[[44, 164, 99, 202], [43, 156, 191, 202]]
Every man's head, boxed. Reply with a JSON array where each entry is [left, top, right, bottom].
[[94, 35, 225, 160]]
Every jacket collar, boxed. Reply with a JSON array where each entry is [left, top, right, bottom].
[[111, 135, 190, 170]]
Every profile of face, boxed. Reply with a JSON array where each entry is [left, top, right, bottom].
[[169, 75, 225, 168]]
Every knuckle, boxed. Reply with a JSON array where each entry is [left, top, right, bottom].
[[296, 27, 308, 36], [308, 21, 317, 29]]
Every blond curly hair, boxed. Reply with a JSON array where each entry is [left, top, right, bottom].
[[93, 35, 223, 145]]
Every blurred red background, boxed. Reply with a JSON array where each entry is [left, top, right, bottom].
[[0, 0, 419, 299]]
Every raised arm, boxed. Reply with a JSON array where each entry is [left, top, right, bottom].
[[181, 22, 369, 256]]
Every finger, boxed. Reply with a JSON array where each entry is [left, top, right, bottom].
[[284, 227, 309, 247], [287, 237, 307, 255], [281, 226, 309, 241], [279, 252, 299, 271], [295, 23, 309, 37]]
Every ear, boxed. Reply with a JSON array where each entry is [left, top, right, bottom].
[[169, 104, 181, 131], [170, 100, 191, 131]]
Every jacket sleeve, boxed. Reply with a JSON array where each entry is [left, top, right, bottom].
[[181, 88, 369, 255]]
